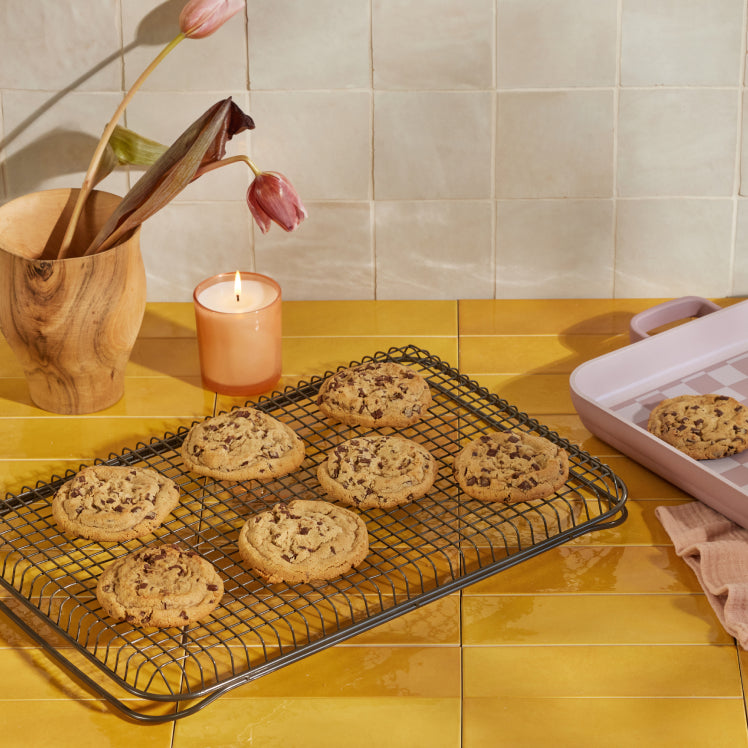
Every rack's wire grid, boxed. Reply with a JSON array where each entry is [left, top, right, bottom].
[[0, 345, 627, 722]]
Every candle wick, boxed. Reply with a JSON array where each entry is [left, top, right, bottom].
[[236, 294, 240, 302]]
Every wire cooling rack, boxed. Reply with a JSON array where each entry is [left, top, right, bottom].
[[0, 345, 627, 722]]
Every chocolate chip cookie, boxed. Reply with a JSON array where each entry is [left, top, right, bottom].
[[316, 361, 432, 428], [96, 544, 224, 628], [454, 430, 569, 503], [238, 500, 369, 584], [317, 435, 437, 510], [181, 408, 305, 481], [52, 465, 180, 542], [647, 394, 748, 459]]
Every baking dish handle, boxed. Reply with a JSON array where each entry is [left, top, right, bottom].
[[629, 296, 722, 343]]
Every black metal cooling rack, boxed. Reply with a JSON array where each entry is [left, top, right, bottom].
[[0, 345, 627, 722]]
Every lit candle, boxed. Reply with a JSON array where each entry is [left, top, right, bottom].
[[193, 271, 282, 396]]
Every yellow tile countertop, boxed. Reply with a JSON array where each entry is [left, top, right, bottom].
[[1, 298, 747, 747]]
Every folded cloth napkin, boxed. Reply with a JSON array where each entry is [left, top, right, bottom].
[[656, 501, 748, 648]]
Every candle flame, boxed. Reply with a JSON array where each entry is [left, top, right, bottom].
[[234, 270, 241, 302]]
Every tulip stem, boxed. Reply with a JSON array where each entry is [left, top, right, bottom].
[[58, 32, 186, 259], [197, 154, 262, 177]]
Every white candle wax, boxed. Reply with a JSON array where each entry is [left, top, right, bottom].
[[197, 278, 278, 313]]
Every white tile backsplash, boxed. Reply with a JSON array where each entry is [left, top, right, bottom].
[[2, 1, 748, 301]]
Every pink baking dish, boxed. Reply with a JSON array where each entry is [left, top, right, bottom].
[[570, 296, 748, 529]]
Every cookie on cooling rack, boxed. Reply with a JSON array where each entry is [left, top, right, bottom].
[[237, 499, 369, 584], [454, 430, 570, 503], [316, 361, 432, 428], [180, 408, 305, 481], [317, 435, 438, 510], [647, 394, 748, 460], [96, 544, 224, 628], [52, 465, 180, 542]]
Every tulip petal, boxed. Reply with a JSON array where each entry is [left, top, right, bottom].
[[179, 0, 245, 39], [246, 183, 272, 234]]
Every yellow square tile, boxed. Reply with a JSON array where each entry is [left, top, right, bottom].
[[463, 644, 742, 697], [458, 299, 663, 336], [569, 499, 684, 546], [466, 545, 701, 595], [461, 593, 732, 645], [459, 334, 627, 376], [223, 645, 460, 699], [127, 338, 201, 377], [0, 699, 174, 746], [283, 337, 459, 381], [0, 417, 195, 461], [283, 300, 457, 337], [463, 696, 748, 748], [173, 697, 461, 748], [475, 373, 576, 415], [139, 302, 197, 337]]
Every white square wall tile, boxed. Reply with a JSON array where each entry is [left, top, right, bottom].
[[497, 0, 617, 88], [614, 199, 734, 298], [732, 200, 748, 295], [122, 0, 247, 91], [739, 91, 748, 197], [373, 0, 494, 90], [621, 0, 744, 86], [375, 201, 494, 299], [374, 92, 492, 200], [496, 91, 614, 198], [125, 92, 252, 202], [250, 91, 371, 202], [496, 200, 614, 299], [618, 89, 738, 197], [0, 0, 121, 90], [140, 201, 253, 302], [254, 202, 373, 301], [249, 0, 370, 89], [1, 91, 130, 200]]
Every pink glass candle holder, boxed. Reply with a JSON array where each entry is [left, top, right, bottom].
[[193, 271, 282, 396]]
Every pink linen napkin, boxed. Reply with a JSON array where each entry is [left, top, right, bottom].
[[656, 501, 748, 648]]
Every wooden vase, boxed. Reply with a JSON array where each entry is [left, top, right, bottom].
[[0, 188, 146, 414]]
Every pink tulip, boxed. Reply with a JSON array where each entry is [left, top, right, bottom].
[[247, 172, 307, 234], [179, 0, 245, 39]]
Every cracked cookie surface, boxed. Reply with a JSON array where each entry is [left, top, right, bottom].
[[52, 465, 180, 542], [180, 408, 305, 481], [317, 361, 432, 428], [454, 430, 569, 503], [96, 544, 224, 628], [238, 500, 369, 584], [317, 435, 437, 509], [647, 394, 748, 459]]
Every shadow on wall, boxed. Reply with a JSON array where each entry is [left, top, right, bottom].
[[0, 0, 185, 197]]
